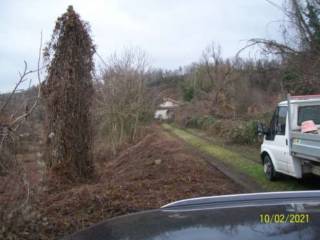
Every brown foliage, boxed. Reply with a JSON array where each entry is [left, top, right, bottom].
[[42, 6, 95, 180], [12, 126, 241, 239]]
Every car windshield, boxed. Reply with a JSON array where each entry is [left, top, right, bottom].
[[298, 105, 320, 125]]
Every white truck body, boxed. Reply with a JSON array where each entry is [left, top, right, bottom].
[[261, 95, 320, 179]]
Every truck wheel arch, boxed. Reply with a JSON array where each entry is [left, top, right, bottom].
[[261, 151, 268, 164], [261, 150, 280, 173], [261, 151, 275, 167]]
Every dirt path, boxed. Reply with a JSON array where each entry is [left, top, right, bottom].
[[163, 124, 320, 192], [180, 146, 263, 192], [161, 126, 262, 192]]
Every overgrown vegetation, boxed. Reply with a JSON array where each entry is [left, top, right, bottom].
[[150, 45, 281, 121], [178, 115, 263, 145], [247, 0, 320, 94], [43, 6, 95, 180], [151, 0, 320, 145], [0, 29, 43, 237]]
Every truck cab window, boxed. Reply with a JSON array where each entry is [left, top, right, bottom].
[[277, 106, 287, 135], [266, 108, 278, 140], [266, 106, 287, 140]]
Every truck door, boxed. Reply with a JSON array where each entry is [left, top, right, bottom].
[[265, 106, 290, 172]]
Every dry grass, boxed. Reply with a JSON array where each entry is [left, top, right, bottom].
[[0, 125, 242, 239]]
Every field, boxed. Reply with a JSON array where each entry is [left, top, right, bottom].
[[1, 124, 243, 239]]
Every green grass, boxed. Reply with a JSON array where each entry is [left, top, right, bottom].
[[185, 128, 260, 164], [163, 124, 306, 191]]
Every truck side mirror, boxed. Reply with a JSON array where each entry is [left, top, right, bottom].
[[256, 122, 268, 136]]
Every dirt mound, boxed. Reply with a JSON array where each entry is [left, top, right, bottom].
[[5, 127, 242, 239], [102, 129, 241, 205]]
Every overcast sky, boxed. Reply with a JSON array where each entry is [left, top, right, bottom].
[[0, 0, 285, 93]]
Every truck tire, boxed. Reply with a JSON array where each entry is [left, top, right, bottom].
[[263, 155, 278, 181]]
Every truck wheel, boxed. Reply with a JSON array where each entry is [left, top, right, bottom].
[[263, 155, 278, 181]]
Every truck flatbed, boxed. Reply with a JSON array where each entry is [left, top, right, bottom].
[[291, 131, 320, 162], [287, 94, 320, 163]]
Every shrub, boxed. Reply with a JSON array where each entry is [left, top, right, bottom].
[[185, 115, 216, 129], [201, 116, 216, 129], [182, 85, 194, 102], [176, 113, 262, 145], [229, 120, 259, 145]]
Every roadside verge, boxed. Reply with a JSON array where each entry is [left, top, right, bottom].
[[162, 124, 307, 192]]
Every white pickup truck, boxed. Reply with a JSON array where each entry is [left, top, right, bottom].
[[258, 94, 320, 181]]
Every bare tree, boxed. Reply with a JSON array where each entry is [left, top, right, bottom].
[[239, 0, 320, 94], [0, 32, 42, 173], [201, 43, 235, 117], [96, 47, 153, 154], [0, 34, 43, 238]]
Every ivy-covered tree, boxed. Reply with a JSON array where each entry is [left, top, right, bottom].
[[43, 6, 95, 180]]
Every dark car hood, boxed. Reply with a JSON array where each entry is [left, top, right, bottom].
[[63, 191, 320, 240]]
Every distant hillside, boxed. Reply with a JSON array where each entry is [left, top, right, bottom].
[[0, 86, 44, 123]]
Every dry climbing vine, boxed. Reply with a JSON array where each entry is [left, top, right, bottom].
[[42, 6, 95, 180]]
